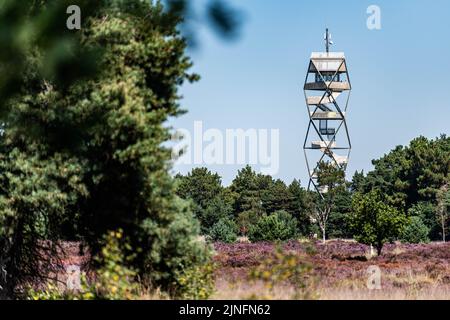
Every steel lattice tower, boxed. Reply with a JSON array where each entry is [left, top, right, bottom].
[[303, 29, 351, 197]]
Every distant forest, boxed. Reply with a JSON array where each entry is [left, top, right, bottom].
[[175, 135, 450, 244]]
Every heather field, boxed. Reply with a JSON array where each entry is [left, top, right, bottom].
[[211, 241, 450, 300]]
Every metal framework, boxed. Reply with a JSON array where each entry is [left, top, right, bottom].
[[303, 29, 351, 198]]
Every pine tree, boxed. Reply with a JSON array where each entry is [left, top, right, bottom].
[[0, 1, 211, 297], [231, 165, 264, 214], [287, 179, 312, 236]]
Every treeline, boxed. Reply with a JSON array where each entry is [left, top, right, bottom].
[[175, 135, 450, 245], [175, 166, 319, 242]]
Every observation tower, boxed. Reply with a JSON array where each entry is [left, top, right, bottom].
[[303, 29, 351, 197]]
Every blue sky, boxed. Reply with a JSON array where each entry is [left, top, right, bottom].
[[170, 0, 450, 186]]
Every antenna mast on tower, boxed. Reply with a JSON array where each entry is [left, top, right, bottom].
[[324, 28, 332, 53]]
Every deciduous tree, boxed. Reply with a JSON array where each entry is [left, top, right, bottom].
[[349, 191, 407, 255], [313, 161, 346, 242]]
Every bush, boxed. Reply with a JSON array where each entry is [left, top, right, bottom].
[[28, 227, 215, 300], [158, 198, 214, 298], [27, 229, 141, 300], [401, 216, 430, 244], [174, 263, 216, 300], [208, 218, 238, 243], [82, 229, 140, 300], [248, 211, 298, 242], [249, 246, 316, 299]]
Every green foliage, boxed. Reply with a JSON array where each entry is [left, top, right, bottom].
[[177, 166, 315, 238], [174, 262, 216, 300], [0, 0, 103, 104], [165, 0, 242, 44], [200, 196, 234, 233], [249, 246, 315, 299], [286, 180, 313, 236], [349, 191, 408, 255], [27, 229, 140, 300], [248, 211, 298, 242], [362, 135, 449, 210], [327, 186, 353, 239], [237, 209, 261, 236], [84, 229, 140, 300], [0, 1, 212, 298], [175, 166, 317, 239], [27, 227, 215, 300], [260, 179, 290, 214], [312, 161, 346, 242], [175, 168, 234, 233], [435, 184, 450, 242], [0, 150, 87, 296], [408, 202, 440, 240], [354, 136, 449, 243], [350, 170, 365, 193], [146, 197, 213, 295], [230, 165, 264, 214], [208, 218, 238, 243], [176, 168, 239, 235], [175, 168, 223, 209], [27, 283, 65, 301], [400, 216, 430, 244]]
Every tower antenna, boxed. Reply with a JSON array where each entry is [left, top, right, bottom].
[[324, 28, 333, 53]]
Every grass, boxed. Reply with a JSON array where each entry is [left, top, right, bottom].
[[212, 281, 450, 300], [212, 240, 450, 300], [30, 240, 450, 300]]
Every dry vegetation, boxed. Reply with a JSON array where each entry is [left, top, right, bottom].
[[212, 241, 450, 300], [35, 240, 450, 300]]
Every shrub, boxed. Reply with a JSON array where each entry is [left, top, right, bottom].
[[27, 229, 141, 300], [174, 263, 216, 300], [401, 216, 430, 244], [83, 230, 140, 300], [29, 227, 215, 300], [156, 198, 214, 298], [208, 218, 238, 243], [248, 211, 298, 242], [27, 283, 65, 301], [249, 246, 316, 299]]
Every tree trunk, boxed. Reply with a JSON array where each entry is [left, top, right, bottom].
[[442, 217, 446, 243], [376, 243, 382, 256], [321, 224, 326, 244]]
